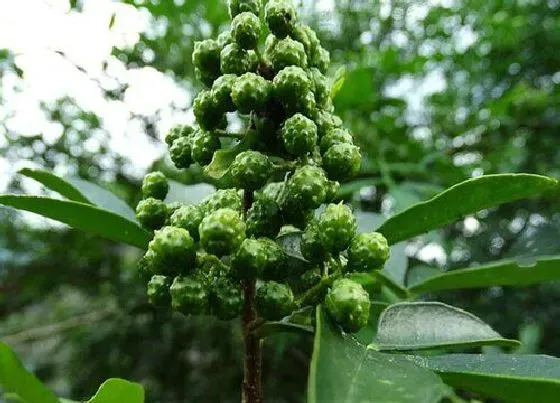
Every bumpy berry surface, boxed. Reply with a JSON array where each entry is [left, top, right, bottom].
[[228, 0, 261, 17], [231, 12, 261, 49], [148, 226, 196, 275], [147, 275, 171, 306], [231, 238, 267, 279], [259, 237, 288, 280], [136, 198, 167, 231], [256, 281, 294, 320], [314, 110, 343, 138], [229, 151, 272, 191], [220, 43, 258, 75], [320, 128, 353, 153], [246, 197, 282, 238], [308, 68, 328, 106], [170, 275, 208, 315], [300, 222, 329, 264], [217, 31, 233, 47], [322, 143, 362, 181], [165, 124, 193, 147], [311, 45, 330, 74], [281, 113, 317, 155], [192, 39, 221, 82], [170, 136, 194, 168], [324, 180, 340, 203], [325, 278, 370, 333], [279, 165, 328, 211], [193, 90, 223, 130], [231, 73, 271, 114], [264, 0, 296, 39], [199, 208, 246, 256], [273, 66, 310, 107], [209, 277, 244, 320], [291, 23, 312, 55], [211, 74, 237, 112], [315, 203, 356, 253], [137, 250, 157, 281], [191, 129, 220, 165], [269, 37, 307, 71], [170, 204, 204, 241], [257, 181, 284, 203], [142, 171, 169, 200], [202, 189, 243, 213], [347, 232, 390, 272]]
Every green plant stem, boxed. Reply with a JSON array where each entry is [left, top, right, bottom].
[[215, 129, 247, 139], [241, 189, 263, 403], [296, 271, 342, 308]]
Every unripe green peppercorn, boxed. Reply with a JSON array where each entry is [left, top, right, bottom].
[[269, 37, 307, 71], [324, 180, 340, 203], [246, 197, 282, 238], [202, 189, 243, 213], [229, 150, 272, 191], [193, 90, 224, 130], [165, 124, 193, 147], [273, 66, 311, 107], [281, 113, 317, 155], [259, 237, 289, 280], [316, 203, 356, 253], [165, 202, 182, 225], [228, 0, 261, 18], [256, 281, 294, 320], [265, 0, 296, 39], [308, 67, 329, 106], [142, 171, 169, 200], [192, 40, 222, 82], [257, 181, 284, 203], [220, 43, 258, 75], [300, 222, 329, 264], [211, 74, 237, 112], [320, 128, 353, 153], [136, 198, 167, 230], [147, 275, 172, 306], [347, 232, 390, 272], [137, 250, 157, 281], [291, 23, 312, 55], [231, 12, 261, 49], [209, 277, 244, 320], [279, 165, 328, 211], [148, 226, 196, 275], [170, 136, 194, 169], [217, 30, 233, 47], [231, 238, 267, 279], [231, 73, 271, 114], [170, 275, 209, 315], [191, 129, 220, 165], [199, 208, 246, 256], [322, 143, 362, 181], [314, 110, 343, 138], [325, 278, 370, 333], [311, 45, 330, 73], [170, 204, 204, 241]]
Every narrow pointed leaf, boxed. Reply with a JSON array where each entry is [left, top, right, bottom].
[[408, 354, 560, 403], [87, 378, 144, 403], [307, 306, 448, 403], [19, 168, 137, 221], [410, 257, 560, 295], [0, 341, 59, 403], [374, 302, 519, 351], [377, 174, 558, 245], [0, 195, 151, 249]]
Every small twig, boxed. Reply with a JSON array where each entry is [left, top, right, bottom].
[[296, 272, 341, 308]]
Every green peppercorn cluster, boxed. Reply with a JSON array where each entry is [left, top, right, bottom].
[[134, 0, 390, 332]]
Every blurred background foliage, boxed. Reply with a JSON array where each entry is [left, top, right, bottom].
[[0, 0, 559, 401]]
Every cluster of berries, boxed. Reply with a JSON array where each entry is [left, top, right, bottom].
[[135, 0, 390, 333]]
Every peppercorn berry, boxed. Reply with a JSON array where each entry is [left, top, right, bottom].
[[170, 136, 194, 169], [147, 275, 172, 306], [325, 278, 370, 333], [231, 238, 267, 279], [170, 204, 204, 241], [264, 0, 296, 39], [231, 12, 261, 49], [199, 208, 246, 256], [148, 226, 196, 276], [347, 232, 390, 272], [281, 113, 317, 156], [231, 73, 271, 114], [322, 143, 362, 181], [170, 275, 209, 315], [191, 129, 220, 165], [229, 151, 272, 191], [209, 277, 244, 320], [256, 281, 294, 320], [136, 198, 167, 231], [315, 203, 356, 254]]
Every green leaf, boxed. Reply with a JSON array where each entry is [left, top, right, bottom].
[[275, 230, 307, 262], [307, 306, 448, 403], [406, 265, 443, 288], [376, 174, 558, 245], [408, 354, 560, 403], [373, 302, 519, 351], [382, 242, 407, 285], [258, 307, 314, 337], [329, 66, 346, 98], [165, 181, 215, 205], [0, 195, 151, 249], [204, 130, 257, 179], [0, 341, 59, 403], [19, 168, 137, 222], [409, 256, 560, 295], [87, 378, 144, 403]]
